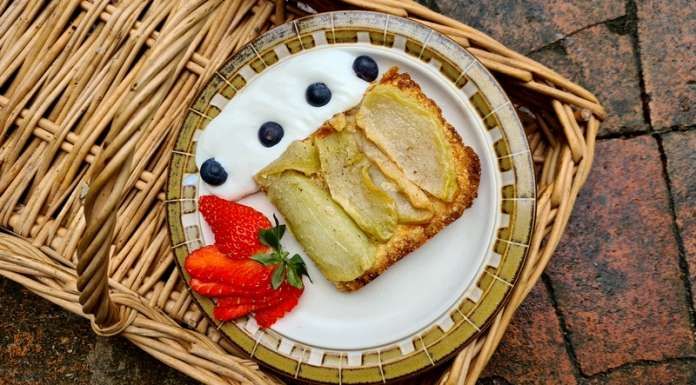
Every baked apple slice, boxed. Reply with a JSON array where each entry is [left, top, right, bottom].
[[255, 67, 480, 291]]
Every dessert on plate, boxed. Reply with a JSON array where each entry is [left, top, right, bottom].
[[255, 67, 480, 291], [184, 51, 480, 326]]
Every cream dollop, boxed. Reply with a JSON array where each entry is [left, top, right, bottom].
[[195, 49, 370, 200]]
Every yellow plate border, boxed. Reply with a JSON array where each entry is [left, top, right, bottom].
[[166, 11, 535, 384]]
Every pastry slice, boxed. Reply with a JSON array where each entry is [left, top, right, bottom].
[[255, 68, 480, 291]]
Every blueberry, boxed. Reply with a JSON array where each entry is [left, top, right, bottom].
[[353, 55, 378, 82], [258, 121, 284, 147], [306, 82, 331, 107], [200, 158, 227, 186]]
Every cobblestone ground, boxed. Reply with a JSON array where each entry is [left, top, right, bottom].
[[1, 1, 694, 384]]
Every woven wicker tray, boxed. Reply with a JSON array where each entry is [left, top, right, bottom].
[[0, 1, 605, 384]]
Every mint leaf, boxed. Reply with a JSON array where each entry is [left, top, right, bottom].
[[288, 254, 304, 266], [271, 263, 286, 289], [287, 266, 303, 289], [259, 228, 280, 249], [270, 215, 286, 243], [289, 254, 312, 283], [255, 216, 312, 290], [251, 253, 281, 265], [274, 224, 286, 242]]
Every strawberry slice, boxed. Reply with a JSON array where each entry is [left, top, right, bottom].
[[185, 245, 273, 289], [254, 289, 302, 328], [199, 195, 271, 258], [217, 283, 301, 307], [215, 286, 302, 325], [190, 278, 272, 297], [213, 304, 255, 321], [187, 199, 311, 327]]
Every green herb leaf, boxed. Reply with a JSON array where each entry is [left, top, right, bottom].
[[259, 228, 280, 249], [286, 266, 303, 289], [274, 224, 286, 242], [251, 253, 281, 265], [254, 216, 312, 290], [271, 263, 286, 290], [288, 254, 304, 266], [289, 254, 312, 283]]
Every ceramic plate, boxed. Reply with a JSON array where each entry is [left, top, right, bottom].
[[167, 11, 535, 384]]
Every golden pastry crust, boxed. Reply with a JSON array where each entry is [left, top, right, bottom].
[[257, 68, 481, 291], [335, 68, 481, 291]]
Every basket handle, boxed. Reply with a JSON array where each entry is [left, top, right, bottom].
[[77, 90, 146, 332], [75, 0, 223, 333], [77, 156, 130, 331]]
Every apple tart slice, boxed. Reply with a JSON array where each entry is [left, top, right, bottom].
[[255, 68, 480, 291]]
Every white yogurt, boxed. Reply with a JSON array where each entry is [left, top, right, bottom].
[[195, 49, 370, 200]]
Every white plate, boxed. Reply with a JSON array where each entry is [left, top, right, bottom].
[[168, 11, 535, 384]]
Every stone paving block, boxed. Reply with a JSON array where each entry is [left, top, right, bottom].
[[433, 0, 625, 53], [530, 24, 646, 136], [637, 0, 696, 129], [0, 279, 92, 385], [546, 136, 695, 375], [477, 377, 514, 385], [481, 283, 578, 385], [662, 130, 696, 308], [0, 278, 194, 385], [585, 360, 696, 385]]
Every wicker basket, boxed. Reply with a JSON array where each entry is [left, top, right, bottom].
[[0, 1, 604, 384]]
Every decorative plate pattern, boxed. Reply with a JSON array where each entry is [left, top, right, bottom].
[[167, 11, 535, 384]]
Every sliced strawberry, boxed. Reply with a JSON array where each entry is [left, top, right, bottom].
[[217, 283, 301, 308], [185, 245, 273, 289], [199, 195, 271, 258], [217, 294, 277, 308], [254, 289, 302, 328], [188, 199, 309, 326], [190, 278, 272, 297], [213, 304, 255, 321]]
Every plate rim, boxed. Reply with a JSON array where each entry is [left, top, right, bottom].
[[166, 10, 536, 384]]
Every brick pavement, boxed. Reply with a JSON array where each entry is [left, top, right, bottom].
[[0, 279, 197, 385], [1, 1, 695, 384], [529, 23, 646, 136], [546, 137, 694, 375], [464, 0, 696, 383]]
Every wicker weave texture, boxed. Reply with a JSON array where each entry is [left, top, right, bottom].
[[0, 1, 604, 384]]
